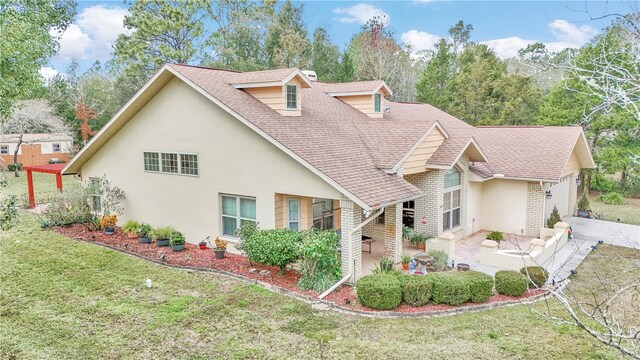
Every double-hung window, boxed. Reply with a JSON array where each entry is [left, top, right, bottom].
[[443, 168, 461, 231], [287, 198, 300, 231], [312, 198, 334, 230], [52, 143, 61, 152], [143, 151, 197, 176], [221, 195, 256, 236], [374, 93, 382, 113], [90, 177, 102, 213], [0, 145, 8, 154], [286, 84, 298, 110]]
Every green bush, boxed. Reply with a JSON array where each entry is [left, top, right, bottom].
[[461, 271, 494, 303], [427, 272, 471, 306], [7, 163, 22, 172], [122, 220, 140, 234], [409, 233, 427, 246], [427, 250, 448, 271], [170, 230, 186, 245], [520, 266, 549, 288], [138, 223, 152, 237], [495, 270, 528, 296], [401, 276, 433, 306], [42, 184, 94, 226], [486, 231, 504, 241], [151, 226, 174, 240], [596, 192, 626, 205], [577, 191, 590, 210], [297, 230, 341, 293], [236, 228, 303, 274], [590, 173, 617, 193], [546, 205, 561, 228], [356, 274, 402, 310]]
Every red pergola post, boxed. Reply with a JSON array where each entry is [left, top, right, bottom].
[[26, 169, 35, 209], [55, 172, 63, 192]]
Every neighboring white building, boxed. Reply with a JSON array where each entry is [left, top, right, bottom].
[[0, 133, 73, 167], [62, 65, 595, 281]]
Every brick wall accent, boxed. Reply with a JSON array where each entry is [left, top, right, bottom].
[[383, 204, 402, 263], [340, 196, 362, 282], [525, 182, 544, 237]]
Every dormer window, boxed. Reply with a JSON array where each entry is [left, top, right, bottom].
[[286, 84, 298, 110], [374, 93, 381, 113]]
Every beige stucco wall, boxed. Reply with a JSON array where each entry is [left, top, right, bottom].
[[467, 181, 483, 234], [474, 179, 528, 235], [80, 77, 340, 243]]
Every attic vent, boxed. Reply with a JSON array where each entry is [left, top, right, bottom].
[[383, 106, 391, 113], [302, 70, 317, 82]]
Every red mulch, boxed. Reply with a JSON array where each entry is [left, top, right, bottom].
[[53, 225, 547, 314]]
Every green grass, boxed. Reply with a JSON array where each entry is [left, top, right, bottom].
[[1, 170, 75, 206], [589, 192, 640, 225], [0, 214, 628, 359]]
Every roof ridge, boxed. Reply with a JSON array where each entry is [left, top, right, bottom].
[[170, 63, 240, 73]]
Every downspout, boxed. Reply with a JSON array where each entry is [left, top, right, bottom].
[[318, 207, 385, 299]]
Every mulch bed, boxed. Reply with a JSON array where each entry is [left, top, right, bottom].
[[52, 224, 547, 315]]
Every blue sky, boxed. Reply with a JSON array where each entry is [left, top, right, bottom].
[[41, 0, 639, 78]]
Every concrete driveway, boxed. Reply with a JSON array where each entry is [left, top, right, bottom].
[[543, 217, 640, 282]]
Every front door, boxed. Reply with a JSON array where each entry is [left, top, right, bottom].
[[21, 144, 42, 166]]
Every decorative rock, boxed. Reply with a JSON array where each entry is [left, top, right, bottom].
[[249, 268, 259, 274], [259, 270, 270, 276]]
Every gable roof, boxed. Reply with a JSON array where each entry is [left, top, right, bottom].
[[426, 137, 487, 169], [320, 80, 392, 97], [230, 68, 312, 89]]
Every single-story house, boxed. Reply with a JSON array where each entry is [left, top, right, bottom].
[[62, 64, 595, 281], [1, 133, 73, 168]]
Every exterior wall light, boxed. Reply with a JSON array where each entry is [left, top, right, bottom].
[[545, 190, 552, 200]]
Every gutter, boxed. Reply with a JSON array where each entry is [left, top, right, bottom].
[[318, 207, 385, 299]]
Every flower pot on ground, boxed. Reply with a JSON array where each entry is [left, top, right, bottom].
[[170, 230, 186, 252], [138, 223, 152, 244], [401, 254, 411, 271], [100, 214, 118, 235], [213, 237, 227, 259], [122, 220, 140, 240], [457, 263, 470, 271], [151, 226, 174, 247], [409, 233, 427, 250]]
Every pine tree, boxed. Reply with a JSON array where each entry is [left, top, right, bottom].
[[546, 206, 561, 228]]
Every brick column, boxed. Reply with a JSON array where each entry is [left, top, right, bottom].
[[384, 204, 403, 263], [525, 182, 545, 237], [340, 196, 362, 283]]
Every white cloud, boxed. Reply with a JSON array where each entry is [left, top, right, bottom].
[[333, 3, 389, 25], [481, 19, 599, 59], [39, 67, 61, 81], [401, 30, 440, 52], [52, 5, 129, 62]]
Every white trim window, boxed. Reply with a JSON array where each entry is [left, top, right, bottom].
[[443, 168, 461, 231], [286, 84, 298, 110], [90, 177, 102, 212], [143, 151, 198, 176], [312, 198, 334, 230], [374, 93, 381, 113], [221, 195, 256, 236], [52, 143, 61, 152], [287, 198, 300, 231], [0, 145, 8, 154]]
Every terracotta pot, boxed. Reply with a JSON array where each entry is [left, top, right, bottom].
[[127, 232, 138, 239], [416, 242, 426, 250], [402, 263, 410, 270]]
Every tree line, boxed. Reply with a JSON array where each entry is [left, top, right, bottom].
[[1, 1, 638, 195]]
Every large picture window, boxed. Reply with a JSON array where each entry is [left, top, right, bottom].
[[221, 195, 256, 236], [443, 168, 461, 231], [143, 151, 198, 176], [286, 84, 298, 110]]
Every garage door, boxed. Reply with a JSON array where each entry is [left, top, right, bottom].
[[545, 176, 570, 220]]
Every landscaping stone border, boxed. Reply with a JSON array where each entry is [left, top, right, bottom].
[[70, 235, 556, 319]]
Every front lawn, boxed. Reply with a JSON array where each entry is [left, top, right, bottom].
[[589, 192, 640, 225], [1, 170, 75, 204], [0, 214, 628, 359]]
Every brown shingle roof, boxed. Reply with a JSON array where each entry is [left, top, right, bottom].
[[319, 80, 388, 94], [227, 68, 299, 85], [426, 137, 472, 167]]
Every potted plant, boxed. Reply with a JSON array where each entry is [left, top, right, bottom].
[[170, 230, 186, 252], [486, 230, 504, 247], [378, 257, 393, 272], [152, 226, 173, 247], [122, 220, 140, 239], [100, 214, 118, 235], [213, 237, 227, 259], [410, 233, 427, 250], [401, 254, 411, 270], [199, 239, 208, 250], [138, 223, 152, 244]]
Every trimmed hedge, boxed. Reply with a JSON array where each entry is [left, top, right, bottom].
[[427, 272, 471, 306], [495, 270, 528, 296], [461, 271, 494, 303], [401, 276, 433, 306], [356, 274, 402, 310], [520, 266, 549, 288], [236, 228, 303, 274]]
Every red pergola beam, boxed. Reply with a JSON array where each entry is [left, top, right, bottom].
[[22, 163, 67, 209]]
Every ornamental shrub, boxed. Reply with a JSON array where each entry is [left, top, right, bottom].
[[42, 184, 94, 226], [520, 266, 549, 288], [596, 192, 626, 205], [427, 250, 448, 271], [486, 231, 504, 241], [297, 230, 342, 292], [577, 191, 590, 211], [461, 271, 494, 303], [495, 270, 528, 296], [7, 163, 22, 172], [356, 274, 402, 310], [546, 205, 561, 228], [236, 228, 303, 274], [401, 276, 433, 306], [427, 272, 471, 306]]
